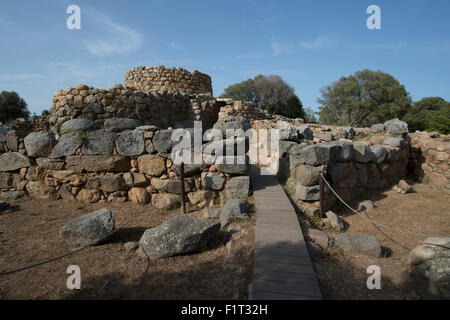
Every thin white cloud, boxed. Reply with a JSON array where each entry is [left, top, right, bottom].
[[84, 12, 142, 57], [0, 74, 43, 81], [170, 41, 182, 49], [299, 37, 337, 50], [270, 41, 294, 56]]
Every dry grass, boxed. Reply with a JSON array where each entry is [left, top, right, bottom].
[[0, 198, 255, 300], [316, 182, 450, 299]]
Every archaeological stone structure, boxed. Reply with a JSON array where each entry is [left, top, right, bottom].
[[0, 66, 448, 212], [123, 65, 213, 95]]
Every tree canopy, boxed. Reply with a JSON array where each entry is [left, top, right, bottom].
[[0, 91, 30, 123], [317, 69, 412, 127], [220, 75, 305, 119], [403, 97, 450, 134]]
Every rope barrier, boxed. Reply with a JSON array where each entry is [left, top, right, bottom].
[[0, 209, 146, 277], [320, 173, 448, 239]]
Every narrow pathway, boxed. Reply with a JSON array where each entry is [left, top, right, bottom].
[[249, 167, 322, 300]]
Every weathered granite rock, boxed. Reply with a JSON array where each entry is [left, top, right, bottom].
[[408, 237, 450, 266], [152, 130, 175, 154], [370, 145, 387, 164], [220, 199, 250, 227], [325, 211, 345, 231], [86, 176, 127, 192], [297, 126, 313, 140], [82, 129, 114, 155], [275, 120, 298, 141], [36, 158, 65, 170], [384, 118, 408, 136], [59, 208, 115, 247], [295, 184, 321, 201], [215, 156, 249, 174], [201, 172, 226, 190], [50, 132, 84, 158], [0, 152, 31, 171], [307, 229, 330, 250], [26, 181, 57, 199], [24, 131, 56, 157], [371, 123, 384, 133], [334, 234, 382, 258], [353, 142, 373, 163], [213, 116, 251, 135], [151, 193, 180, 210], [66, 155, 130, 173], [294, 165, 320, 186], [138, 155, 166, 176], [297, 144, 336, 166], [138, 216, 220, 259], [76, 189, 102, 203], [104, 118, 142, 131], [60, 119, 101, 134], [0, 190, 25, 200], [116, 130, 145, 156], [224, 176, 250, 200], [128, 187, 151, 204]]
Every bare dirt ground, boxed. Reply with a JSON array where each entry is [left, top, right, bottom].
[[314, 182, 450, 300], [0, 199, 255, 300]]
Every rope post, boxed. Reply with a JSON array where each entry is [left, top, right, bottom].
[[180, 162, 186, 214], [319, 172, 324, 219]]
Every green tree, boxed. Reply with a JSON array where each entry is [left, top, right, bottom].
[[0, 91, 30, 123], [403, 97, 450, 134], [220, 75, 305, 118], [304, 107, 318, 123], [41, 109, 50, 116], [317, 69, 412, 127]]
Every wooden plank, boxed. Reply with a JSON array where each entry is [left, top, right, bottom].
[[249, 167, 322, 300]]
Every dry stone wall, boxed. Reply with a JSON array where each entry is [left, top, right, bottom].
[[260, 118, 413, 214], [0, 121, 252, 208], [50, 84, 224, 133], [123, 66, 212, 95], [409, 131, 450, 188]]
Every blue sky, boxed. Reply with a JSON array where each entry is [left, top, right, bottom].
[[0, 0, 449, 115]]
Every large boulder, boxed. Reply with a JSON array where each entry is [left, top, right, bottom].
[[334, 234, 381, 258], [220, 199, 250, 227], [353, 142, 373, 163], [116, 130, 145, 156], [214, 156, 249, 175], [50, 132, 84, 158], [151, 193, 180, 210], [60, 119, 101, 134], [81, 129, 115, 155], [409, 237, 450, 266], [294, 165, 320, 186], [104, 118, 142, 132], [295, 184, 321, 201], [384, 118, 408, 136], [138, 216, 220, 260], [152, 130, 175, 154], [36, 158, 65, 170], [370, 145, 387, 164], [66, 155, 130, 173], [414, 257, 450, 300], [86, 176, 127, 192], [128, 187, 151, 204], [297, 126, 313, 140], [138, 155, 166, 176], [201, 172, 226, 190], [0, 152, 31, 171], [329, 141, 354, 162], [24, 131, 56, 157], [213, 116, 251, 135], [224, 176, 250, 200], [297, 144, 336, 166], [59, 208, 115, 247], [275, 121, 298, 141], [371, 123, 385, 133]]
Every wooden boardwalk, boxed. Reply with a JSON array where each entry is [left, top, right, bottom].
[[249, 167, 322, 300]]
